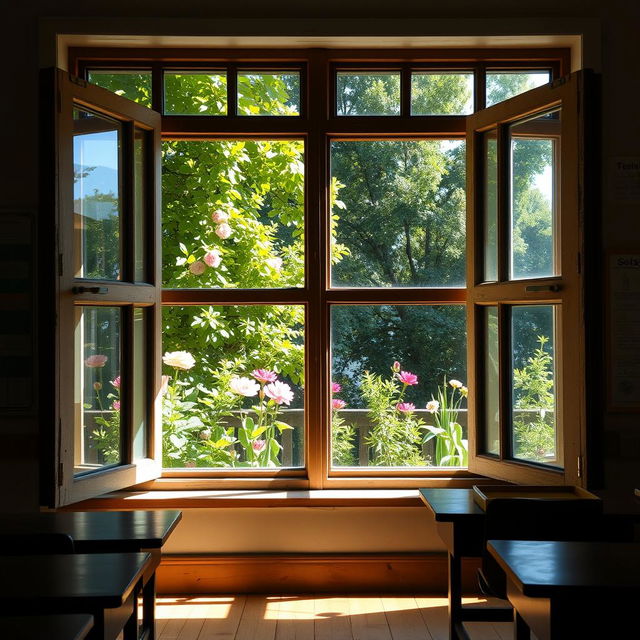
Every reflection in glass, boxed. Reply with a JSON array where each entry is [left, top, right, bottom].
[[331, 305, 467, 468], [483, 306, 500, 455], [161, 139, 304, 289], [164, 72, 227, 115], [162, 305, 305, 469], [486, 71, 550, 106], [73, 108, 122, 280], [134, 128, 147, 282], [330, 140, 466, 287], [411, 72, 474, 115], [511, 305, 557, 465], [87, 70, 152, 107], [336, 72, 401, 116], [238, 72, 300, 115], [510, 109, 559, 279], [132, 308, 148, 460], [484, 130, 498, 282], [75, 307, 122, 474]]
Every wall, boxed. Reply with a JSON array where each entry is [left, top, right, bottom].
[[1, 0, 638, 551]]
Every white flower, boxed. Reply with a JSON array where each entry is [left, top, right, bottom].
[[211, 210, 229, 224], [266, 257, 283, 271], [449, 379, 463, 389], [229, 376, 260, 397], [215, 223, 232, 240], [426, 400, 440, 413], [461, 386, 468, 397], [264, 380, 294, 405], [204, 250, 222, 268], [162, 351, 195, 370]]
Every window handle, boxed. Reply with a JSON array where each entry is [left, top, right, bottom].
[[72, 286, 109, 294], [525, 284, 561, 292]]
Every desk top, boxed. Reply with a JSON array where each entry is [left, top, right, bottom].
[[488, 540, 640, 597], [0, 614, 93, 640], [0, 552, 150, 609], [419, 488, 485, 522], [0, 510, 182, 552]]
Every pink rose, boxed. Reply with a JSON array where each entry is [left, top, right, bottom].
[[397, 371, 418, 386], [215, 223, 232, 240], [204, 250, 222, 268], [211, 210, 229, 224], [85, 355, 108, 368], [189, 260, 206, 275], [332, 398, 346, 410], [251, 369, 278, 384], [331, 382, 342, 393], [252, 440, 266, 453], [396, 402, 415, 413]]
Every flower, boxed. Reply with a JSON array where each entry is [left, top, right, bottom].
[[392, 361, 401, 372], [215, 223, 232, 239], [252, 440, 266, 453], [426, 400, 440, 413], [189, 260, 206, 275], [396, 402, 416, 413], [264, 381, 294, 405], [93, 382, 102, 391], [460, 386, 468, 397], [199, 429, 212, 440], [229, 376, 260, 397], [203, 250, 222, 268], [163, 351, 196, 370], [331, 382, 342, 393], [211, 210, 229, 224], [85, 354, 108, 368], [449, 379, 463, 389], [112, 400, 121, 411], [397, 371, 419, 386], [332, 398, 346, 411], [251, 369, 278, 384], [266, 256, 282, 271], [160, 375, 170, 395], [111, 376, 121, 389]]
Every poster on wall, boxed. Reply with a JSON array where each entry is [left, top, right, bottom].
[[609, 252, 640, 411]]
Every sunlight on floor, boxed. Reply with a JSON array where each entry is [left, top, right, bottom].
[[156, 596, 234, 620]]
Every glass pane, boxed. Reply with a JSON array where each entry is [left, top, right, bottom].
[[483, 306, 500, 456], [330, 140, 466, 287], [483, 129, 498, 282], [510, 109, 559, 279], [75, 306, 122, 473], [162, 140, 304, 289], [134, 128, 147, 282], [486, 70, 550, 107], [331, 305, 467, 468], [336, 72, 401, 116], [411, 72, 474, 115], [133, 308, 148, 460], [164, 72, 227, 115], [87, 70, 152, 108], [511, 305, 557, 465], [237, 72, 300, 116], [162, 305, 305, 469], [73, 107, 122, 280]]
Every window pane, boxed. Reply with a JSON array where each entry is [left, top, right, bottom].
[[132, 308, 148, 460], [486, 70, 550, 107], [73, 107, 121, 280], [162, 140, 304, 289], [483, 306, 500, 456], [511, 305, 557, 465], [164, 72, 227, 115], [238, 72, 300, 116], [87, 70, 152, 108], [336, 72, 401, 116], [162, 305, 305, 469], [331, 305, 467, 468], [75, 306, 122, 474], [483, 130, 498, 282], [510, 109, 559, 280], [330, 140, 466, 287], [411, 72, 474, 115], [134, 128, 147, 282]]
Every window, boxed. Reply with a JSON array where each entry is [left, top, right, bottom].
[[43, 48, 588, 505]]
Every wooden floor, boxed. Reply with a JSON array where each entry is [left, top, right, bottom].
[[156, 595, 524, 640]]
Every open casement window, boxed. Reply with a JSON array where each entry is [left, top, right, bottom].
[[466, 71, 588, 486], [45, 69, 162, 506]]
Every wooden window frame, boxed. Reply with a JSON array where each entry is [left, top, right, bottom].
[[61, 47, 578, 492]]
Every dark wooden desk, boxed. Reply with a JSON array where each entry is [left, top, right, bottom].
[[0, 553, 151, 640], [0, 510, 182, 640], [0, 614, 94, 640], [419, 488, 511, 640], [488, 540, 640, 639]]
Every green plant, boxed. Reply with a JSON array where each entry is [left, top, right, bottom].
[[330, 384, 357, 466], [90, 375, 121, 464]]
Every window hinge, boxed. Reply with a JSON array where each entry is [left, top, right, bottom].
[[58, 461, 64, 487], [577, 455, 583, 478]]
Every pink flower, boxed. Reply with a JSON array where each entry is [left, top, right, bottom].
[[392, 361, 401, 372], [229, 376, 260, 397], [252, 440, 266, 453], [112, 400, 121, 411], [85, 355, 108, 368], [264, 381, 294, 405], [252, 369, 278, 384], [396, 402, 415, 413], [111, 376, 121, 389], [211, 210, 229, 224], [332, 398, 346, 411], [331, 382, 342, 393], [215, 223, 232, 239], [204, 250, 222, 268], [397, 370, 418, 386], [189, 260, 206, 275]]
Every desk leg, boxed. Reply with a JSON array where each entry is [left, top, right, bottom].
[[448, 551, 463, 640], [142, 570, 157, 640], [514, 610, 530, 640]]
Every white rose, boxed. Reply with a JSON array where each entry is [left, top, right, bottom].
[[229, 376, 260, 397], [426, 400, 440, 413], [162, 351, 196, 370]]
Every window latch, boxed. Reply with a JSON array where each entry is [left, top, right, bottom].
[[525, 284, 561, 293], [72, 286, 109, 295]]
